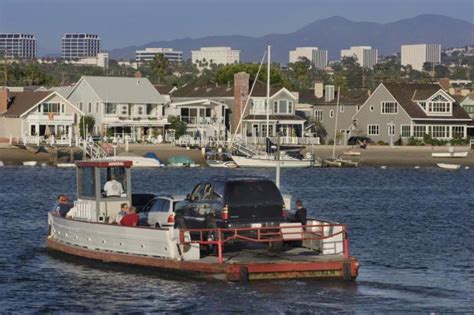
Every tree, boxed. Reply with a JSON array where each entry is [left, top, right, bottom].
[[149, 53, 170, 84], [79, 116, 95, 137], [434, 65, 450, 78], [169, 115, 187, 138], [450, 67, 468, 80]]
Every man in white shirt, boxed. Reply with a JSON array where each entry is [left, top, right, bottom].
[[103, 175, 124, 197]]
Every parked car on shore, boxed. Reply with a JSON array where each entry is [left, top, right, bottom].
[[138, 195, 186, 227], [174, 177, 287, 234], [347, 136, 373, 146]]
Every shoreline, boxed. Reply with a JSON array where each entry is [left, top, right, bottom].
[[0, 143, 473, 167]]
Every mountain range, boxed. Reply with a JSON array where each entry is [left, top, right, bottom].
[[108, 14, 474, 62]]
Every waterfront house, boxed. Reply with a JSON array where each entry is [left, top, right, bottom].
[[0, 88, 83, 143], [66, 76, 167, 140], [297, 83, 370, 144], [234, 72, 309, 145], [352, 83, 472, 143], [166, 82, 232, 141]]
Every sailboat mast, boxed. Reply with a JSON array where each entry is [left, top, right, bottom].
[[266, 45, 271, 138], [332, 86, 341, 159]]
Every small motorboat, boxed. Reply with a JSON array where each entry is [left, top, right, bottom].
[[431, 151, 468, 158], [0, 161, 4, 167], [103, 155, 164, 168], [23, 161, 38, 166], [167, 156, 198, 167], [437, 163, 461, 170], [323, 159, 342, 167], [57, 163, 76, 168], [343, 150, 361, 156], [206, 152, 238, 168]]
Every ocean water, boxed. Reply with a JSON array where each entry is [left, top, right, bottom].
[[0, 166, 472, 313]]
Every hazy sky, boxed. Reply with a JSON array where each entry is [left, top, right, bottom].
[[0, 0, 473, 54]]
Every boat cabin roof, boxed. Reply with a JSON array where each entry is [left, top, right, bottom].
[[75, 160, 133, 168]]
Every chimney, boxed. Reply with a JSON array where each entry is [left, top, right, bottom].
[[233, 72, 250, 134], [0, 88, 9, 114], [325, 85, 335, 102], [314, 82, 323, 98]]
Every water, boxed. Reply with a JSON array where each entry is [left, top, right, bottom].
[[0, 166, 473, 313]]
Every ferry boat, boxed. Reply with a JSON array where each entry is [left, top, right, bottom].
[[46, 160, 359, 281]]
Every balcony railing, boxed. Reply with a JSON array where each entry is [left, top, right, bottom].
[[180, 117, 223, 125], [244, 136, 320, 145]]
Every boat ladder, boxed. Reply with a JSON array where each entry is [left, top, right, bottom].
[[79, 139, 109, 160]]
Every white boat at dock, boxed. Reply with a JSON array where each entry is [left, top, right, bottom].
[[23, 161, 38, 166], [231, 154, 316, 168], [102, 155, 164, 168], [343, 151, 361, 156], [436, 163, 461, 170], [431, 151, 468, 158], [57, 163, 76, 168]]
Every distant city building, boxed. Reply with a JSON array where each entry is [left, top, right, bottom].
[[401, 44, 441, 71], [289, 47, 328, 70], [135, 48, 183, 63], [62, 33, 100, 60], [191, 47, 240, 69], [0, 33, 36, 59], [38, 53, 109, 69], [341, 46, 378, 69]]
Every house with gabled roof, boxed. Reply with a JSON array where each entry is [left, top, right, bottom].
[[298, 82, 370, 143], [352, 82, 472, 143], [0, 88, 83, 143], [66, 76, 167, 140]]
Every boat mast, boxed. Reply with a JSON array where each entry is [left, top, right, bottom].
[[332, 86, 341, 160], [266, 45, 271, 138]]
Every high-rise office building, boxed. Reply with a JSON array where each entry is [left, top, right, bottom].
[[341, 46, 378, 69], [0, 33, 36, 59], [289, 47, 328, 70], [62, 33, 100, 59], [135, 48, 183, 63], [401, 44, 441, 71]]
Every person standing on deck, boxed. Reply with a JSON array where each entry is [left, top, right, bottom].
[[103, 175, 124, 197], [294, 199, 307, 226]]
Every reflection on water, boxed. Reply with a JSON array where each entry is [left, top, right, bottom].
[[0, 166, 473, 312]]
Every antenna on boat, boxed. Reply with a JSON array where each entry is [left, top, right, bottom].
[[332, 86, 341, 160]]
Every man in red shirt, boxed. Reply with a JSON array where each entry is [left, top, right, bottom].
[[120, 206, 139, 227]]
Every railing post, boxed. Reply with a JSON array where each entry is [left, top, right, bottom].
[[343, 226, 349, 259], [217, 228, 223, 263]]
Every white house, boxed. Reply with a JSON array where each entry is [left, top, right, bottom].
[[0, 89, 83, 143], [66, 76, 168, 140]]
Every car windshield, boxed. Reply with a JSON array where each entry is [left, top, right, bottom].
[[225, 180, 283, 206]]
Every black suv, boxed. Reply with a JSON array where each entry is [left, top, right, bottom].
[[174, 177, 287, 232]]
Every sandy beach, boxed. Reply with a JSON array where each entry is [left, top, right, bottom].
[[1, 143, 473, 167]]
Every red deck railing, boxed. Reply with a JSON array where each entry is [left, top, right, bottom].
[[179, 223, 349, 263]]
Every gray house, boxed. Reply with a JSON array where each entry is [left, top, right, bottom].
[[353, 83, 472, 143], [66, 76, 167, 140], [298, 83, 369, 144]]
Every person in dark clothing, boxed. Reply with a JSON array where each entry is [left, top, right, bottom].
[[294, 199, 307, 226], [53, 195, 72, 217]]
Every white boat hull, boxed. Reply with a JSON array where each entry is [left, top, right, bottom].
[[231, 155, 314, 168], [23, 161, 38, 166], [103, 156, 164, 168], [432, 152, 468, 158], [437, 163, 461, 170], [57, 163, 76, 168], [206, 160, 238, 168]]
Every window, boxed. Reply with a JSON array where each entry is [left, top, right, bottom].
[[418, 102, 426, 110], [137, 106, 144, 115], [381, 102, 398, 114], [121, 105, 128, 115], [150, 199, 165, 212], [388, 124, 395, 136], [88, 102, 92, 113], [340, 105, 344, 113], [95, 103, 99, 113], [370, 105, 374, 112], [329, 110, 334, 118], [356, 105, 361, 111], [105, 103, 116, 114], [367, 124, 379, 136], [313, 110, 323, 122], [79, 102, 83, 111], [61, 104, 65, 113], [427, 95, 451, 114], [430, 125, 448, 138], [41, 102, 60, 114], [252, 99, 267, 114], [452, 126, 464, 138], [401, 125, 411, 137], [273, 99, 293, 114], [413, 125, 425, 138]]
